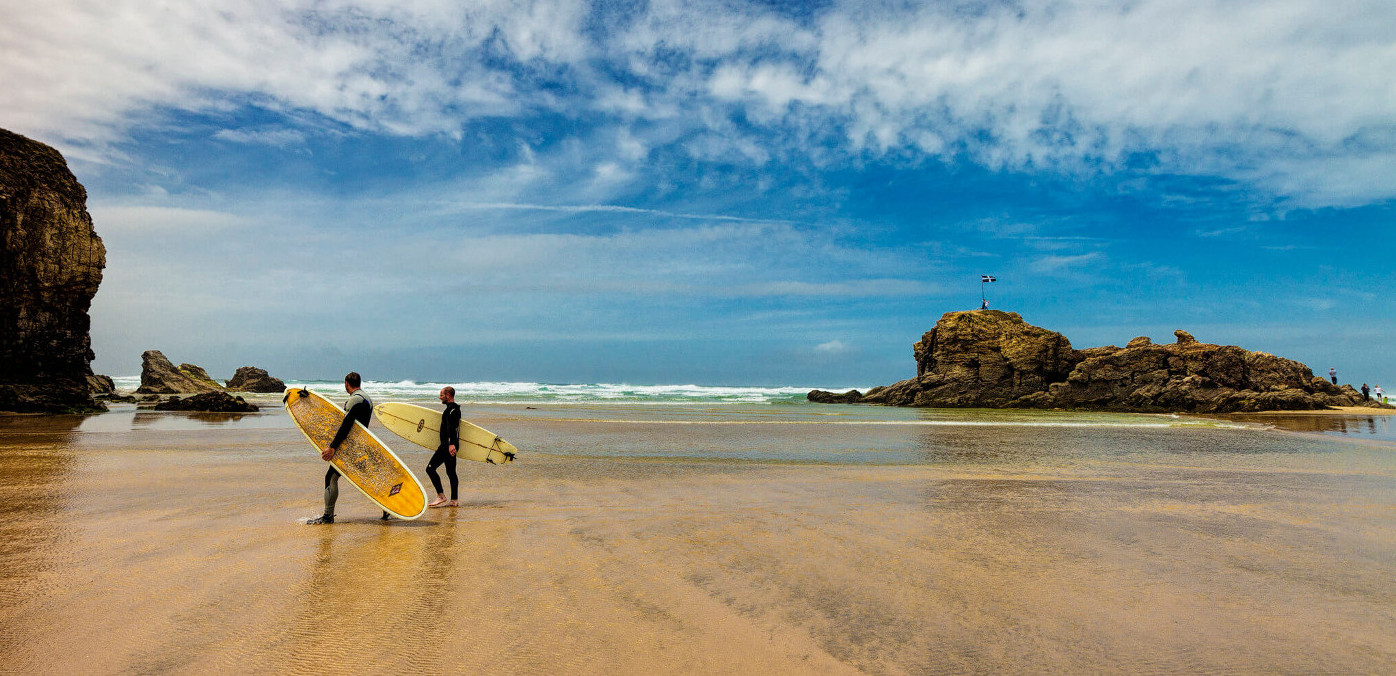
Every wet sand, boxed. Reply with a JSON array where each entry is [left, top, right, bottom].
[[1248, 405, 1396, 416], [1, 406, 1395, 673]]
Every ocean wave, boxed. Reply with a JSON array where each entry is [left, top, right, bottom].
[[109, 376, 853, 405]]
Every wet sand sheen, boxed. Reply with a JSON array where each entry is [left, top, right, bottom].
[[1, 409, 1394, 673]]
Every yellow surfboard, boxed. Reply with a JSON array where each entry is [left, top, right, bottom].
[[374, 402, 518, 465], [283, 388, 427, 519]]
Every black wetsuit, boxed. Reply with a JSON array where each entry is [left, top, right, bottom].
[[426, 401, 461, 500], [323, 390, 373, 518]]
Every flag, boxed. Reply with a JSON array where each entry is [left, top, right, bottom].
[[981, 275, 996, 283]]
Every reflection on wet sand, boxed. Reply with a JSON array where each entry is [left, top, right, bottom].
[[0, 406, 1394, 672], [1229, 411, 1392, 438], [0, 415, 82, 626], [131, 411, 252, 428]]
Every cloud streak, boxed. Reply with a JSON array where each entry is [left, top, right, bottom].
[[431, 201, 796, 224]]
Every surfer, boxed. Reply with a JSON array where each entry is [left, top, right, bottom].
[[307, 372, 382, 524], [426, 386, 462, 508]]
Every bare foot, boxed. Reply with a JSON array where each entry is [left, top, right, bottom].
[[448, 500, 459, 507], [427, 497, 448, 508]]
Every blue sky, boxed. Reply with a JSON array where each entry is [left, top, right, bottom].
[[4, 0, 1394, 387]]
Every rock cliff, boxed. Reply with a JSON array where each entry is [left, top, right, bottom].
[[136, 350, 226, 394], [815, 311, 1375, 413], [0, 129, 106, 412], [893, 310, 1078, 407], [225, 366, 286, 392]]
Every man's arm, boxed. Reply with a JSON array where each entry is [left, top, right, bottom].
[[443, 405, 461, 452], [328, 397, 372, 451]]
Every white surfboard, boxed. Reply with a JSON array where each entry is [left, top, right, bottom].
[[374, 402, 518, 464]]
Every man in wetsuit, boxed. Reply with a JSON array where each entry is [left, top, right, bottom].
[[426, 386, 462, 508], [307, 372, 382, 524]]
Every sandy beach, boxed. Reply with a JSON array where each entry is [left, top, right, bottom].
[[1, 402, 1395, 673]]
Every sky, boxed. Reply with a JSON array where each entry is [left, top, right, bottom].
[[3, 0, 1394, 387]]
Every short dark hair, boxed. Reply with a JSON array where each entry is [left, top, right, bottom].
[[345, 372, 361, 388], [443, 386, 455, 397]]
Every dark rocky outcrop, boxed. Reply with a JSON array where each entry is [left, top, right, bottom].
[[808, 389, 864, 404], [87, 374, 115, 394], [868, 310, 1080, 408], [225, 366, 285, 392], [135, 350, 226, 394], [154, 392, 258, 412], [815, 310, 1383, 414], [0, 129, 106, 412]]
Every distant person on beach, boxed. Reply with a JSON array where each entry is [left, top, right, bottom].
[[1361, 383, 1370, 401], [1330, 367, 1337, 384], [307, 372, 383, 525], [1376, 385, 1384, 403], [426, 386, 462, 508]]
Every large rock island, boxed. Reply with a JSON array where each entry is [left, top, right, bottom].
[[813, 310, 1377, 413], [0, 129, 106, 412]]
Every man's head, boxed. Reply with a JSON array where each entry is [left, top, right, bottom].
[[344, 372, 361, 393], [439, 386, 455, 403]]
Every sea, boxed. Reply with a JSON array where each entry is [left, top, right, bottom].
[[108, 375, 1396, 446], [113, 376, 821, 406]]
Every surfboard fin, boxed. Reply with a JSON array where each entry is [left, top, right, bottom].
[[503, 451, 516, 462]]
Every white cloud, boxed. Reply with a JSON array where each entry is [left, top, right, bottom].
[[4, 0, 1395, 206], [1029, 252, 1105, 274], [87, 205, 249, 233], [212, 127, 308, 146], [0, 0, 577, 142], [429, 200, 793, 224], [814, 339, 850, 354]]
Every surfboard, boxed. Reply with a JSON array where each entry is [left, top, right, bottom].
[[283, 387, 427, 520], [374, 402, 518, 464]]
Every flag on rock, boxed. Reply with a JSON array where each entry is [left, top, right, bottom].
[[981, 275, 996, 283]]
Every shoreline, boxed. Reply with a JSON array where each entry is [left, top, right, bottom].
[[17, 395, 1396, 417], [1225, 405, 1396, 417]]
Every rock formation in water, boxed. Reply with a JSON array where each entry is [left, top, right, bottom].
[[135, 350, 226, 394], [811, 310, 1380, 413], [225, 366, 286, 392], [154, 392, 258, 412], [807, 389, 865, 404], [87, 374, 115, 394], [0, 129, 107, 412]]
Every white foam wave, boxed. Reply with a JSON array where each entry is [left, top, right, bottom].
[[109, 376, 852, 405]]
